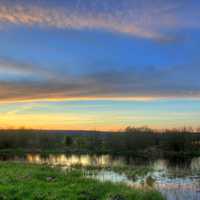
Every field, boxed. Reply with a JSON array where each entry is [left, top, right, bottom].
[[0, 162, 164, 200]]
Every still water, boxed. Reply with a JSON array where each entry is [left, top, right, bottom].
[[1, 153, 200, 200]]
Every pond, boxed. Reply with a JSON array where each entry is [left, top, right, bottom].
[[0, 153, 200, 200]]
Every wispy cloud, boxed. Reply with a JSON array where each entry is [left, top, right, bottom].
[[0, 1, 199, 102], [0, 57, 71, 82], [1, 62, 200, 103], [0, 0, 197, 41]]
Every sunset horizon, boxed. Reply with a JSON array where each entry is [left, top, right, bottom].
[[0, 1, 200, 199], [0, 0, 200, 130]]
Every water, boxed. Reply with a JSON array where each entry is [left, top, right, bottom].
[[1, 153, 200, 200]]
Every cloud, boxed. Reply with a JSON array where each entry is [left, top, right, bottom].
[[0, 57, 70, 82], [1, 62, 200, 103], [0, 0, 197, 41], [0, 57, 45, 76], [0, 1, 199, 102]]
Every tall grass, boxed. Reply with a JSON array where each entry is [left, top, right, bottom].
[[0, 127, 199, 159]]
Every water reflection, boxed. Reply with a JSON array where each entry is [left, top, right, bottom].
[[191, 157, 200, 172], [26, 153, 200, 172], [1, 153, 200, 200], [27, 154, 126, 167]]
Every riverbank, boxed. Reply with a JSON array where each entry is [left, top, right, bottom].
[[0, 162, 164, 200]]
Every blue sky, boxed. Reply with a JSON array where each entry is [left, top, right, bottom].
[[0, 0, 200, 130]]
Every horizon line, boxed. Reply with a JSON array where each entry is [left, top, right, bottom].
[[1, 96, 200, 104]]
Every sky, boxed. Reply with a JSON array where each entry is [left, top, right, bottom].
[[0, 0, 200, 130]]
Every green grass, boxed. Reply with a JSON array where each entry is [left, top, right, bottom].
[[0, 162, 164, 200]]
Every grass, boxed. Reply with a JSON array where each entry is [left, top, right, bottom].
[[0, 162, 164, 200]]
